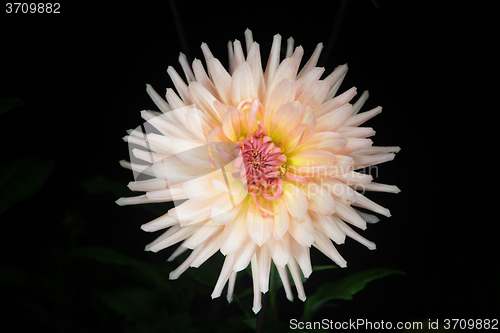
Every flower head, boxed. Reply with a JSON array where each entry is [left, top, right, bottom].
[[117, 29, 400, 313]]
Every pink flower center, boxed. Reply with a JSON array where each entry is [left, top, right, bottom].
[[233, 121, 286, 203]]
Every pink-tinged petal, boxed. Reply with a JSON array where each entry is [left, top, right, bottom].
[[263, 78, 296, 130], [207, 57, 233, 105], [267, 232, 291, 268], [333, 201, 367, 230], [244, 28, 254, 53], [320, 178, 357, 205], [336, 218, 376, 250], [128, 178, 168, 192], [211, 191, 246, 225], [188, 82, 222, 123], [352, 153, 395, 170], [290, 237, 312, 278], [265, 58, 299, 103], [264, 34, 282, 88], [272, 198, 290, 240], [344, 106, 382, 127], [220, 198, 250, 255], [297, 42, 323, 79], [247, 42, 266, 100], [285, 36, 294, 58], [287, 255, 307, 301], [250, 254, 262, 314], [313, 230, 347, 267], [354, 182, 401, 194], [300, 182, 336, 215], [115, 194, 157, 206], [167, 245, 188, 262], [142, 110, 195, 141], [335, 170, 373, 185], [146, 84, 172, 113], [316, 104, 353, 133], [206, 127, 231, 147], [211, 253, 235, 299], [352, 90, 369, 115], [173, 196, 220, 227], [183, 220, 224, 249], [317, 86, 357, 118], [335, 138, 373, 155], [282, 182, 308, 222], [190, 232, 224, 268], [352, 191, 392, 217], [232, 40, 245, 69], [165, 88, 187, 109], [290, 45, 304, 68], [167, 66, 192, 104], [270, 101, 303, 143], [246, 99, 260, 134], [287, 150, 338, 176], [140, 213, 178, 232], [296, 80, 330, 111], [151, 155, 211, 184], [178, 52, 195, 82], [284, 124, 307, 154], [169, 247, 201, 280], [293, 132, 347, 155], [192, 59, 220, 100], [276, 265, 294, 301], [227, 271, 237, 303], [337, 126, 376, 138], [295, 67, 325, 96], [288, 214, 315, 247], [256, 245, 271, 293], [247, 200, 273, 246], [222, 107, 241, 142], [355, 209, 380, 224], [352, 146, 401, 155], [299, 107, 316, 144], [145, 222, 202, 252], [232, 62, 258, 106], [324, 63, 348, 100], [233, 236, 257, 272], [146, 185, 187, 202], [227, 41, 235, 75], [309, 211, 346, 245], [200, 42, 214, 62]]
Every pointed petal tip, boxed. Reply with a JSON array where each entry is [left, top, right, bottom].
[[299, 295, 307, 302], [252, 305, 262, 314]]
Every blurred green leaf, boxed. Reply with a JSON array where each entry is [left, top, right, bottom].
[[99, 287, 157, 323], [72, 246, 140, 266], [71, 246, 170, 292], [0, 158, 54, 215], [302, 268, 405, 321], [0, 96, 25, 116]]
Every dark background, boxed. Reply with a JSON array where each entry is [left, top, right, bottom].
[[0, 1, 494, 332]]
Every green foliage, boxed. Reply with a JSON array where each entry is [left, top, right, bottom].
[[0, 96, 25, 116], [0, 157, 54, 215], [302, 268, 405, 321]]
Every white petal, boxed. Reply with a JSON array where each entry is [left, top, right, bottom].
[[250, 254, 262, 314], [309, 211, 346, 245], [290, 237, 312, 278], [211, 253, 235, 299], [182, 220, 224, 250], [276, 265, 294, 301], [281, 182, 308, 222], [233, 237, 257, 272], [313, 230, 347, 267], [288, 213, 315, 247], [287, 255, 307, 301], [272, 198, 290, 240], [267, 233, 290, 268], [336, 219, 376, 250], [247, 200, 273, 247]]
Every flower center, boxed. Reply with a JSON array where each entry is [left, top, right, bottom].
[[233, 122, 286, 202]]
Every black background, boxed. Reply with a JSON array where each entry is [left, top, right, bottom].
[[0, 1, 495, 332]]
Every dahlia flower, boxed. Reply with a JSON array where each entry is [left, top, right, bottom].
[[117, 29, 400, 314]]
